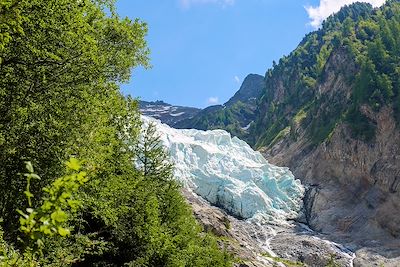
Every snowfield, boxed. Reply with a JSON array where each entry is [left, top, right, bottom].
[[142, 116, 305, 224]]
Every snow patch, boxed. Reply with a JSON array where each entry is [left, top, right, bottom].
[[242, 122, 252, 131], [170, 112, 185, 117]]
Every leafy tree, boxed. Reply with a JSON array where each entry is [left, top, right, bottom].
[[0, 0, 148, 233], [76, 122, 233, 266], [0, 0, 233, 266], [135, 122, 174, 181]]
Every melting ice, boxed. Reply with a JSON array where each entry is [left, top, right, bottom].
[[142, 116, 305, 224]]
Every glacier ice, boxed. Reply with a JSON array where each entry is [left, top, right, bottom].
[[141, 116, 305, 224]]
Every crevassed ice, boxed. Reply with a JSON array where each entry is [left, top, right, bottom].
[[142, 116, 305, 224]]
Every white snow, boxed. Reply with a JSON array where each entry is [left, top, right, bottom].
[[141, 116, 305, 224], [170, 112, 185, 117], [242, 122, 252, 131], [142, 105, 172, 114]]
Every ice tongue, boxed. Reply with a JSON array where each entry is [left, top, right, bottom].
[[141, 116, 305, 224]]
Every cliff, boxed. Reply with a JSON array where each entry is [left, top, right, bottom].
[[253, 1, 400, 259]]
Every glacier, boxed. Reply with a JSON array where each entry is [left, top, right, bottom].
[[142, 116, 305, 224]]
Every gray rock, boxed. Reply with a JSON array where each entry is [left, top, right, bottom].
[[182, 189, 359, 267]]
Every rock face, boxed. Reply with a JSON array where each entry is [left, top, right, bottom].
[[257, 44, 400, 245], [142, 116, 304, 224], [139, 100, 200, 126], [245, 3, 400, 263], [252, 7, 400, 264], [265, 104, 400, 265], [224, 74, 265, 108]]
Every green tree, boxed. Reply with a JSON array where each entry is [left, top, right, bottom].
[[135, 122, 174, 181], [78, 121, 233, 266], [0, 0, 148, 234]]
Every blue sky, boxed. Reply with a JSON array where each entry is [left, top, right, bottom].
[[116, 0, 386, 108]]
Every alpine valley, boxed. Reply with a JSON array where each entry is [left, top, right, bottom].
[[141, 1, 400, 266], [1, 0, 400, 266]]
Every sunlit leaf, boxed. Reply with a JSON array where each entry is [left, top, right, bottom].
[[51, 210, 67, 223], [30, 173, 41, 180], [58, 227, 70, 237], [66, 158, 81, 171], [25, 161, 34, 173]]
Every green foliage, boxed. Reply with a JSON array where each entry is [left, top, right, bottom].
[[325, 254, 340, 267], [135, 122, 174, 181], [17, 159, 88, 251], [345, 106, 376, 141], [256, 118, 288, 148], [316, 44, 333, 74], [0, 0, 148, 234], [254, 0, 400, 148], [0, 0, 233, 266], [395, 87, 400, 124], [262, 252, 305, 267], [293, 109, 308, 124], [0, 160, 97, 267], [223, 217, 231, 230], [78, 123, 233, 266], [270, 126, 291, 147], [0, 230, 38, 267]]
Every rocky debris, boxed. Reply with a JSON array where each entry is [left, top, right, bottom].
[[182, 189, 271, 266], [183, 189, 358, 267], [353, 246, 400, 267], [257, 226, 356, 267]]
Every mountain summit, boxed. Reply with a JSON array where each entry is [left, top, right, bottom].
[[174, 73, 264, 143]]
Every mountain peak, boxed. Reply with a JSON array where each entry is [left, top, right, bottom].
[[225, 73, 264, 107]]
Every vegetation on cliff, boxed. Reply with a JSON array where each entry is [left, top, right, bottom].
[[253, 0, 400, 147], [172, 1, 400, 149]]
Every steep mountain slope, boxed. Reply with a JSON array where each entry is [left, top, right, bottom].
[[139, 2, 400, 260], [139, 100, 201, 125], [144, 116, 363, 267], [251, 0, 400, 251], [175, 74, 264, 143]]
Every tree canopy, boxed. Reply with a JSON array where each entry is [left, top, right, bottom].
[[0, 1, 233, 266]]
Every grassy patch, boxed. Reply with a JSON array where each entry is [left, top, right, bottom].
[[269, 126, 291, 147], [262, 252, 305, 267], [293, 109, 307, 124]]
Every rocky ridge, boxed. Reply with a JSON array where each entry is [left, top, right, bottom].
[[139, 100, 200, 126], [175, 74, 265, 143]]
